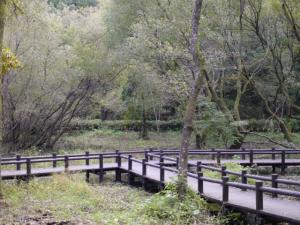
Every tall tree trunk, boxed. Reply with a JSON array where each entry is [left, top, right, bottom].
[[0, 1, 6, 142], [0, 0, 6, 199], [177, 0, 203, 199]]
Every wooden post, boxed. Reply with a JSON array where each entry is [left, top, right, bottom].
[[222, 176, 229, 202], [160, 162, 164, 183], [85, 151, 90, 182], [16, 155, 21, 171], [115, 151, 122, 182], [198, 172, 203, 194], [52, 153, 57, 168], [144, 151, 149, 162], [142, 159, 147, 176], [271, 174, 278, 198], [176, 157, 179, 169], [197, 161, 202, 172], [197, 162, 203, 194], [272, 147, 276, 160], [255, 181, 263, 210], [149, 148, 153, 160], [159, 152, 164, 164], [128, 155, 132, 170], [241, 148, 246, 160], [211, 148, 215, 160], [99, 154, 104, 183], [241, 170, 247, 191], [64, 156, 69, 171], [217, 151, 221, 165], [26, 159, 31, 181], [159, 149, 164, 163], [142, 159, 147, 190], [249, 150, 254, 166], [272, 165, 276, 173], [281, 151, 286, 174], [115, 150, 119, 163], [221, 166, 226, 177], [127, 155, 133, 185]]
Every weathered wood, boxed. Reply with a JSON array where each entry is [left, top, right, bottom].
[[222, 176, 229, 202], [256, 181, 263, 210], [221, 166, 227, 177], [16, 155, 21, 171], [26, 159, 31, 181], [241, 169, 247, 191], [142, 159, 147, 176], [272, 147, 276, 160], [85, 151, 90, 182], [128, 155, 132, 170], [271, 174, 278, 198], [250, 150, 254, 165], [149, 148, 154, 160], [198, 172, 203, 194], [99, 154, 104, 183], [64, 156, 69, 171], [217, 151, 221, 165], [160, 162, 164, 182], [115, 151, 122, 182], [115, 150, 119, 163], [281, 151, 286, 174], [197, 161, 202, 172], [52, 153, 57, 168]]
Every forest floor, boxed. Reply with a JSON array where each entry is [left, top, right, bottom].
[[0, 174, 219, 225]]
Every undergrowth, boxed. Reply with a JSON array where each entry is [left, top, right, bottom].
[[0, 174, 219, 225]]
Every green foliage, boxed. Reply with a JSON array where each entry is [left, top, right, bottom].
[[1, 175, 219, 225], [141, 183, 218, 225], [1, 47, 21, 76], [194, 98, 238, 148], [0, 174, 150, 224], [70, 119, 182, 132], [47, 0, 98, 8]]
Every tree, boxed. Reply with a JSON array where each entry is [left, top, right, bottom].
[[177, 0, 204, 199]]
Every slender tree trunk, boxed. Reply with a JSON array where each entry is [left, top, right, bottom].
[[0, 0, 6, 199], [177, 0, 203, 199]]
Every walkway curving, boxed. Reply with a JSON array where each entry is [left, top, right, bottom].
[[1, 149, 300, 224]]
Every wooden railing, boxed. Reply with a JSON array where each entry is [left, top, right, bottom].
[[146, 151, 300, 211], [2, 148, 300, 213]]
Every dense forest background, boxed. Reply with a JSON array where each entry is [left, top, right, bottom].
[[1, 0, 300, 151]]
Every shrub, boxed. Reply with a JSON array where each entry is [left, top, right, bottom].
[[69, 119, 182, 132], [142, 183, 218, 225]]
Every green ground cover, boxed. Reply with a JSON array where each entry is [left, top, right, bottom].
[[0, 174, 219, 225]]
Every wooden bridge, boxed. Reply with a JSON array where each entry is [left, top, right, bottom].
[[1, 148, 300, 224]]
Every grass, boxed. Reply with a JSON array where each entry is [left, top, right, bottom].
[[55, 129, 183, 153], [0, 174, 218, 225], [55, 129, 300, 154]]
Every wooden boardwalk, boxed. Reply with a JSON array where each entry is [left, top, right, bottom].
[[2, 149, 300, 224], [125, 160, 300, 224]]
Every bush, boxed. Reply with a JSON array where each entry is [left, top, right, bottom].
[[247, 118, 300, 132], [247, 119, 276, 132], [68, 119, 182, 132], [142, 183, 218, 225]]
